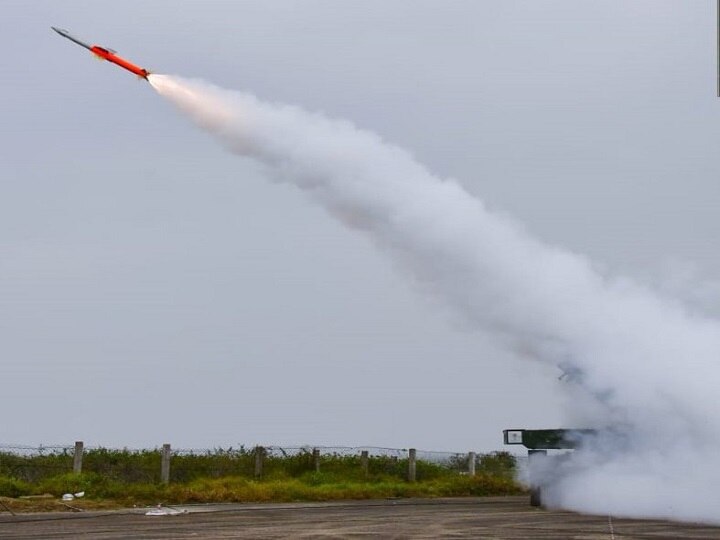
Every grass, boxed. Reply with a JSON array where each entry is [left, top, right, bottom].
[[0, 449, 524, 512]]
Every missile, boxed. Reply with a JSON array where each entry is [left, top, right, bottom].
[[51, 27, 150, 80]]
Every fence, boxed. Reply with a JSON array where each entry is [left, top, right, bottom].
[[0, 443, 516, 485]]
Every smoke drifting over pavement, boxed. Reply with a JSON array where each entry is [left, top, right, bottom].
[[148, 74, 720, 523]]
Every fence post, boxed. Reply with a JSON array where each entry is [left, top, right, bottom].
[[360, 450, 369, 477], [254, 446, 265, 479], [313, 448, 320, 473], [73, 441, 84, 474], [160, 443, 171, 485], [468, 451, 476, 477], [408, 448, 417, 482]]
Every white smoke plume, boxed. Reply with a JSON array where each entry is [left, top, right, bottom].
[[148, 74, 720, 523]]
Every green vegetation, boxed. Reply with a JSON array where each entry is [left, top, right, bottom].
[[0, 448, 523, 510]]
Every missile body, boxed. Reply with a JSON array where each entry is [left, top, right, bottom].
[[52, 27, 150, 80]]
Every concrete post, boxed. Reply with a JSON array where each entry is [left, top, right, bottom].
[[528, 449, 547, 507], [360, 450, 369, 477], [408, 448, 417, 482], [254, 446, 265, 479], [468, 451, 476, 477], [72, 441, 83, 474], [160, 444, 171, 484], [313, 448, 321, 473]]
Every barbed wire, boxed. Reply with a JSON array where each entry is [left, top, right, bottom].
[[0, 444, 74, 455], [0, 444, 505, 462]]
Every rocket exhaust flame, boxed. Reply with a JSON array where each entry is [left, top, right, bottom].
[[148, 73, 720, 524]]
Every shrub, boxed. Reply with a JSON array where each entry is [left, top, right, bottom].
[[0, 476, 31, 498]]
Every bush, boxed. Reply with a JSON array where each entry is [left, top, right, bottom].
[[477, 451, 516, 478], [0, 450, 524, 506], [36, 472, 111, 497], [0, 476, 31, 498]]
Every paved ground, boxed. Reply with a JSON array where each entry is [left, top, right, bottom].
[[1, 496, 720, 539]]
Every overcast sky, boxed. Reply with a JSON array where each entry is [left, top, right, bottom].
[[1, 1, 718, 452]]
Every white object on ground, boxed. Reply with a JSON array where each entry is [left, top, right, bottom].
[[145, 504, 187, 516]]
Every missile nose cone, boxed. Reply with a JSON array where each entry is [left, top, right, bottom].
[[51, 27, 92, 51]]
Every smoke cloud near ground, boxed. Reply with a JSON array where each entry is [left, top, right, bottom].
[[148, 74, 720, 523]]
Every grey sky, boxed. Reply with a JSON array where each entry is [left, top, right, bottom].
[[1, 1, 718, 451]]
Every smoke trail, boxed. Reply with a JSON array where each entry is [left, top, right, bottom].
[[148, 74, 720, 523]]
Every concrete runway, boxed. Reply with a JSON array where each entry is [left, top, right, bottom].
[[1, 496, 719, 539]]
